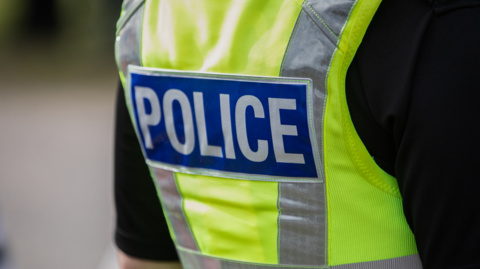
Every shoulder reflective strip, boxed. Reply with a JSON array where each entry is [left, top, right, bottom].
[[305, 0, 356, 37], [301, 3, 338, 43], [152, 167, 199, 250], [331, 255, 422, 269], [115, 2, 144, 80], [278, 182, 326, 266], [280, 0, 356, 267], [177, 247, 421, 269], [117, 0, 145, 34], [122, 0, 141, 12]]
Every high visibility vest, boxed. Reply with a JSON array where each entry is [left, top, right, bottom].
[[115, 0, 422, 268]]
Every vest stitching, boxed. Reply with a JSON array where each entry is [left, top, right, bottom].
[[303, 2, 339, 39]]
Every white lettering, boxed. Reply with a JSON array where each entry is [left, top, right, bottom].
[[235, 95, 268, 162], [269, 98, 305, 164], [193, 92, 223, 157], [135, 86, 161, 149], [163, 89, 195, 155], [220, 94, 236, 159]]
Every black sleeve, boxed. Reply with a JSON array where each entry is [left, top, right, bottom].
[[114, 82, 179, 261], [346, 1, 480, 268]]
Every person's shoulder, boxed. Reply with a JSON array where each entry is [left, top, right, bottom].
[[428, 0, 480, 15]]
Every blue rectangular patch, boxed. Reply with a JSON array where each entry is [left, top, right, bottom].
[[127, 66, 320, 181]]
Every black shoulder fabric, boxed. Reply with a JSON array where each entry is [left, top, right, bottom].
[[397, 7, 480, 268], [346, 0, 480, 268], [346, 0, 432, 176], [430, 0, 480, 15], [114, 82, 179, 261]]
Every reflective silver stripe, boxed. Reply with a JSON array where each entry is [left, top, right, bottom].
[[304, 0, 356, 37], [278, 183, 326, 266], [115, 1, 144, 79], [178, 248, 421, 269], [122, 0, 143, 14], [177, 247, 327, 269], [331, 255, 422, 269], [281, 9, 335, 179], [117, 0, 145, 32], [301, 4, 338, 44], [152, 167, 199, 250], [178, 248, 221, 269], [279, 1, 356, 266]]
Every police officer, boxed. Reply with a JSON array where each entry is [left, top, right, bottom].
[[114, 0, 480, 268]]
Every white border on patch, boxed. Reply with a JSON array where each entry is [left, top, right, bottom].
[[126, 65, 323, 183]]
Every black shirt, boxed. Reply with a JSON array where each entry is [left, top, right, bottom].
[[114, 0, 480, 268]]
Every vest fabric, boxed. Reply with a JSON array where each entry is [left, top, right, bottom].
[[115, 0, 422, 268]]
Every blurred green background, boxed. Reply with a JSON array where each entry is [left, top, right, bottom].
[[0, 0, 122, 79], [0, 1, 124, 268]]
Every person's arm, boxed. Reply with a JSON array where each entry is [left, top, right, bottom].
[[346, 1, 480, 268], [118, 250, 181, 269], [114, 82, 180, 266], [394, 7, 480, 267]]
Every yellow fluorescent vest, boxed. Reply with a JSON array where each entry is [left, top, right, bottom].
[[115, 0, 422, 268]]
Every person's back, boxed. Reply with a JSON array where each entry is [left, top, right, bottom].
[[113, 1, 480, 268]]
